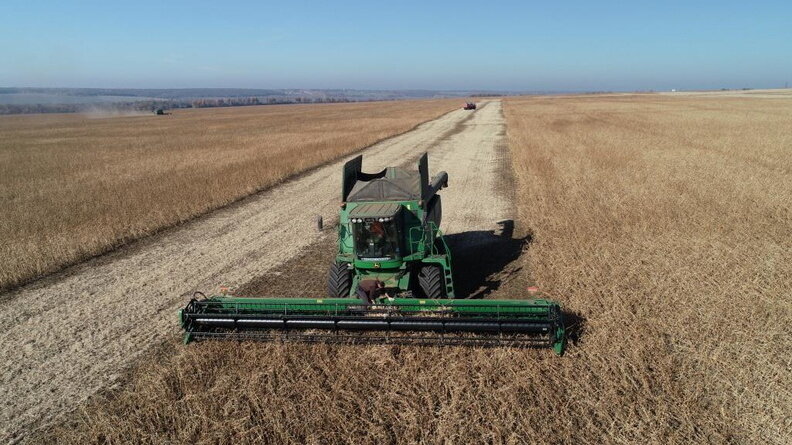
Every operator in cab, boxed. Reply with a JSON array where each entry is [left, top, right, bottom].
[[355, 219, 399, 259]]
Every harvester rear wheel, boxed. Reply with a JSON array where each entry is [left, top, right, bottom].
[[328, 262, 352, 298], [418, 265, 446, 299]]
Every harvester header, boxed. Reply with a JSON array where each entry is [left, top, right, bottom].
[[180, 296, 565, 354]]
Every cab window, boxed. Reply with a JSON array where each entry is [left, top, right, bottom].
[[353, 220, 400, 260]]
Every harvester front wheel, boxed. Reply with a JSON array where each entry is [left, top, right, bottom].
[[418, 265, 446, 299], [328, 262, 352, 298]]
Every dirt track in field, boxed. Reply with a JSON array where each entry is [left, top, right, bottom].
[[0, 100, 518, 442]]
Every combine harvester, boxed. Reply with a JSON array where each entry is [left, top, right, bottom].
[[180, 154, 566, 354]]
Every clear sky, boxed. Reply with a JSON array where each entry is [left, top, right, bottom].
[[1, 0, 790, 91]]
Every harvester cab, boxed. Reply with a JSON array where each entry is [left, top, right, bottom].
[[179, 153, 567, 354], [329, 153, 454, 299]]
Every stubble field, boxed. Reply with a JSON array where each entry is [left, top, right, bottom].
[[29, 93, 792, 443]]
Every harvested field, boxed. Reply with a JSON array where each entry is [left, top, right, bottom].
[[22, 94, 792, 443], [0, 99, 458, 291]]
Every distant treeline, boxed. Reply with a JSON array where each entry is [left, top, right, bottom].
[[0, 96, 360, 115], [189, 96, 354, 108]]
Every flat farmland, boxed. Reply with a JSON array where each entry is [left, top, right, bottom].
[[43, 93, 792, 444], [0, 99, 458, 291], [0, 101, 476, 443], [504, 93, 791, 442]]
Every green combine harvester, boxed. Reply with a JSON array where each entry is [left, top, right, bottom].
[[180, 153, 566, 354]]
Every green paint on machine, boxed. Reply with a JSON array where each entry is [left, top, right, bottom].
[[180, 296, 566, 355], [332, 153, 455, 299]]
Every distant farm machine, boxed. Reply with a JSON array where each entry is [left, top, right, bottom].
[[180, 154, 566, 354]]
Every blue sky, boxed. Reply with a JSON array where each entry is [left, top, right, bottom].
[[1, 0, 790, 91]]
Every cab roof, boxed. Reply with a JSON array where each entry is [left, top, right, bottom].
[[348, 202, 401, 218]]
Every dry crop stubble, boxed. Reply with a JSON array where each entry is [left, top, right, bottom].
[[0, 99, 458, 291], [46, 93, 791, 444], [504, 94, 791, 442]]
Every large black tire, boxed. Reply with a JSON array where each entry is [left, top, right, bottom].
[[418, 265, 446, 299], [328, 262, 352, 298]]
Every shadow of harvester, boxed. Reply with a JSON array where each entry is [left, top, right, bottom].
[[446, 219, 588, 345], [444, 220, 530, 299]]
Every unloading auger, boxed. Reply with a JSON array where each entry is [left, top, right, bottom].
[[180, 153, 566, 354]]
